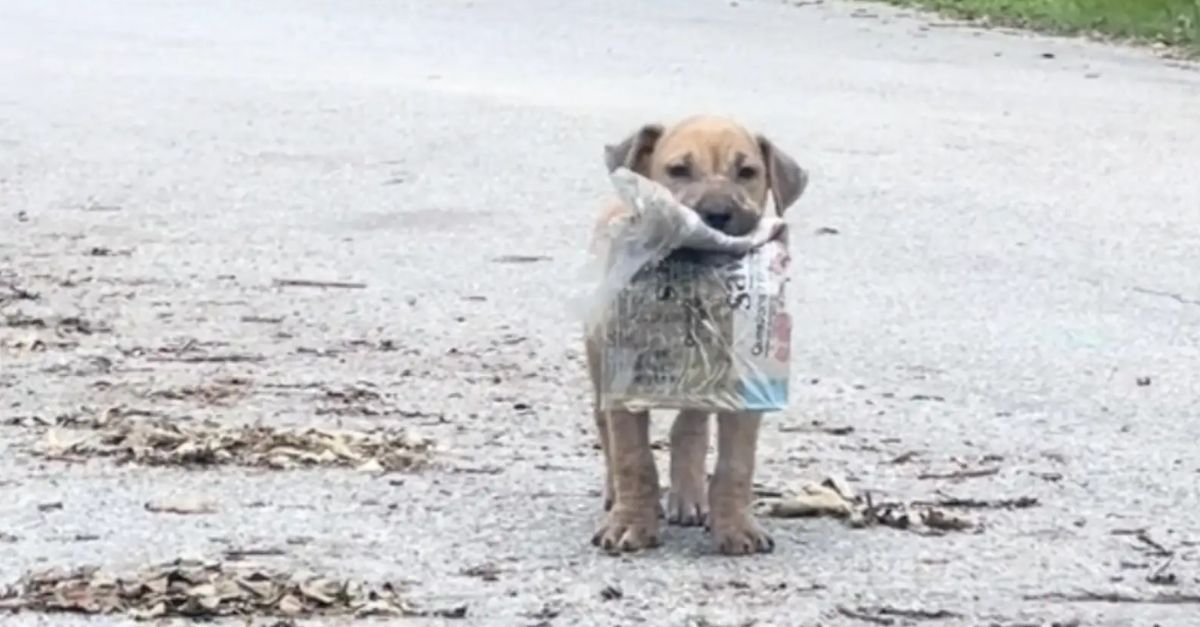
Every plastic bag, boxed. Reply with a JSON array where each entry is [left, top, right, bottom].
[[578, 168, 793, 413], [575, 168, 784, 330]]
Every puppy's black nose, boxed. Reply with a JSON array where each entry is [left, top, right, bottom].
[[695, 195, 737, 232], [701, 212, 731, 231]]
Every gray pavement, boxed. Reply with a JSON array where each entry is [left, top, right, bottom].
[[2, 0, 1200, 625]]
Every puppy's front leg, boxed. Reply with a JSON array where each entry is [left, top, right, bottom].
[[584, 335, 615, 511], [592, 409, 661, 553], [667, 410, 710, 526], [593, 408, 614, 511], [709, 412, 774, 555]]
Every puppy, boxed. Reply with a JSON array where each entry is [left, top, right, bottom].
[[585, 116, 808, 555]]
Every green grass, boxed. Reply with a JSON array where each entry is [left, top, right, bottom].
[[880, 0, 1200, 53]]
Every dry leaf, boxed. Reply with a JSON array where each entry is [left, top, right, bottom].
[[2, 558, 453, 619], [762, 483, 854, 518], [39, 429, 80, 454], [277, 594, 305, 616], [355, 599, 402, 617], [819, 473, 856, 501], [129, 600, 166, 620], [142, 576, 169, 595], [920, 508, 973, 532], [299, 577, 342, 605], [186, 586, 222, 614], [756, 473, 987, 538], [356, 459, 384, 473], [23, 414, 430, 472], [320, 435, 359, 461], [236, 573, 277, 599]]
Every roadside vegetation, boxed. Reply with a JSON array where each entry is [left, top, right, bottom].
[[882, 0, 1200, 54]]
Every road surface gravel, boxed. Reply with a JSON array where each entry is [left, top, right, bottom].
[[2, 0, 1200, 625]]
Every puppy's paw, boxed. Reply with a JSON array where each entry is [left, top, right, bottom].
[[591, 508, 661, 554], [666, 483, 708, 527], [711, 514, 774, 556]]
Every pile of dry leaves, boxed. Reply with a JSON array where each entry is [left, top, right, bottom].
[[26, 410, 430, 472], [756, 475, 979, 535], [0, 559, 465, 620]]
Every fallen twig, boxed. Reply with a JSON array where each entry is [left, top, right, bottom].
[[1132, 286, 1200, 306], [1023, 590, 1200, 604], [877, 606, 962, 620], [600, 585, 622, 600], [491, 255, 551, 264], [273, 278, 366, 289], [1112, 529, 1175, 557], [779, 421, 854, 436], [147, 354, 265, 364], [1135, 531, 1174, 557], [752, 484, 785, 499], [1148, 557, 1178, 586], [240, 315, 283, 324], [857, 493, 911, 530], [918, 467, 1000, 480], [887, 450, 921, 464], [224, 547, 286, 560], [836, 606, 894, 625], [912, 496, 1038, 510], [835, 604, 960, 624], [910, 394, 945, 402]]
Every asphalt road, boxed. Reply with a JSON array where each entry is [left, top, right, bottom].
[[2, 0, 1200, 625]]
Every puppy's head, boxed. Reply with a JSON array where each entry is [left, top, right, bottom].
[[605, 116, 808, 235]]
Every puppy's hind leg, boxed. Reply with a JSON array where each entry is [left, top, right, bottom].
[[709, 412, 774, 555], [667, 409, 710, 526]]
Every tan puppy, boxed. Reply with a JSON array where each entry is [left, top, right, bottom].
[[585, 116, 808, 555]]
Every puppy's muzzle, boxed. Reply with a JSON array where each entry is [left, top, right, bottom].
[[694, 195, 736, 232]]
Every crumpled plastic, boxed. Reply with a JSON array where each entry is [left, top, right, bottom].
[[575, 167, 784, 330]]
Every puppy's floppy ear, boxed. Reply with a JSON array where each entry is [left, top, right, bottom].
[[757, 135, 808, 214], [604, 124, 664, 175]]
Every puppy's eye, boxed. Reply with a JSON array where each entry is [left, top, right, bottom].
[[737, 166, 759, 180], [666, 164, 692, 179]]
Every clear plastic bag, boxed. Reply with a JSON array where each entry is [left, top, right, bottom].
[[577, 168, 793, 413]]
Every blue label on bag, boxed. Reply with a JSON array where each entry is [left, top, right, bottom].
[[735, 377, 789, 412]]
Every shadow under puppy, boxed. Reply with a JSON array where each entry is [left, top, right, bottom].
[[585, 115, 808, 555]]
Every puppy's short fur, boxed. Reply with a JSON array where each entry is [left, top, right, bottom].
[[585, 116, 808, 555]]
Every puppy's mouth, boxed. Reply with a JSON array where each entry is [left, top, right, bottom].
[[688, 199, 758, 236], [668, 185, 760, 236]]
